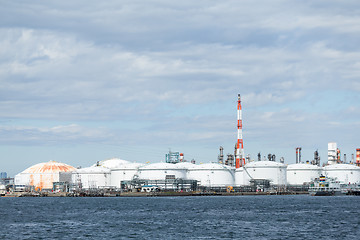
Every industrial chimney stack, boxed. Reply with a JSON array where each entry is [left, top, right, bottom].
[[235, 94, 245, 168], [218, 146, 224, 164], [295, 147, 302, 164]]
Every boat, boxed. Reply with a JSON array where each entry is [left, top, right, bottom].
[[309, 175, 344, 196], [0, 184, 6, 196]]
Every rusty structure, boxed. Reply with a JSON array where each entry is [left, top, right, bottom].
[[14, 161, 76, 191]]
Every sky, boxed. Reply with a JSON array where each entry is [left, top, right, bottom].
[[1, 0, 360, 176]]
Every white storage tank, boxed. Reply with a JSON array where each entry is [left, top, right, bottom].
[[72, 166, 111, 189], [243, 161, 287, 186], [175, 161, 198, 179], [234, 167, 244, 186], [110, 162, 144, 188], [287, 163, 322, 185], [187, 163, 235, 187], [323, 164, 360, 184], [138, 162, 188, 180]]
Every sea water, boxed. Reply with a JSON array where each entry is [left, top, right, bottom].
[[0, 195, 359, 239]]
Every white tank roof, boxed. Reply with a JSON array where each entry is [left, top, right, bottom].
[[75, 166, 111, 174], [139, 162, 187, 170], [175, 162, 197, 169], [324, 164, 360, 170], [94, 158, 131, 169], [111, 162, 144, 170], [191, 163, 233, 170], [287, 163, 321, 170], [245, 161, 286, 168]]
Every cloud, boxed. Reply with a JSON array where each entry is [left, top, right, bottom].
[[0, 124, 114, 145], [1, 1, 360, 174], [2, 28, 359, 116]]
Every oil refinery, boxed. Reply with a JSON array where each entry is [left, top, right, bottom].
[[2, 94, 360, 196]]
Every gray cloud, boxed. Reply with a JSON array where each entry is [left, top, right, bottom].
[[1, 1, 360, 175], [0, 124, 114, 145]]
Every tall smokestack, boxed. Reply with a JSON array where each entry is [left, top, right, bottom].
[[356, 148, 360, 167], [337, 148, 341, 163], [235, 94, 245, 168], [218, 146, 224, 164], [295, 147, 301, 163]]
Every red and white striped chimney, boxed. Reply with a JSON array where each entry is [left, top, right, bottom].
[[235, 94, 245, 168]]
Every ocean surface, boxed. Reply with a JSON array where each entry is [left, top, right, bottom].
[[0, 195, 359, 239]]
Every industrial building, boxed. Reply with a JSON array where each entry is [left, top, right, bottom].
[[10, 148, 360, 193], [8, 94, 360, 194]]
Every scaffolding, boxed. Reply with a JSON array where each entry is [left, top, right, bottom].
[[165, 151, 180, 163], [120, 178, 198, 192]]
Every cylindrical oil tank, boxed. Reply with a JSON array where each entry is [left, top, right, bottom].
[[287, 163, 322, 185], [174, 162, 197, 179], [243, 161, 287, 186], [137, 162, 188, 180], [187, 163, 235, 187], [14, 160, 76, 190], [323, 164, 360, 184], [110, 162, 144, 188], [234, 167, 244, 186], [72, 166, 111, 189]]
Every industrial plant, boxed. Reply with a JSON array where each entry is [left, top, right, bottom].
[[2, 94, 360, 197]]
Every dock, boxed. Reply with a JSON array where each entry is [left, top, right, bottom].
[[2, 191, 309, 197]]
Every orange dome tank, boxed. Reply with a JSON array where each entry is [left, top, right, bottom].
[[16, 161, 76, 190], [23, 160, 76, 174]]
